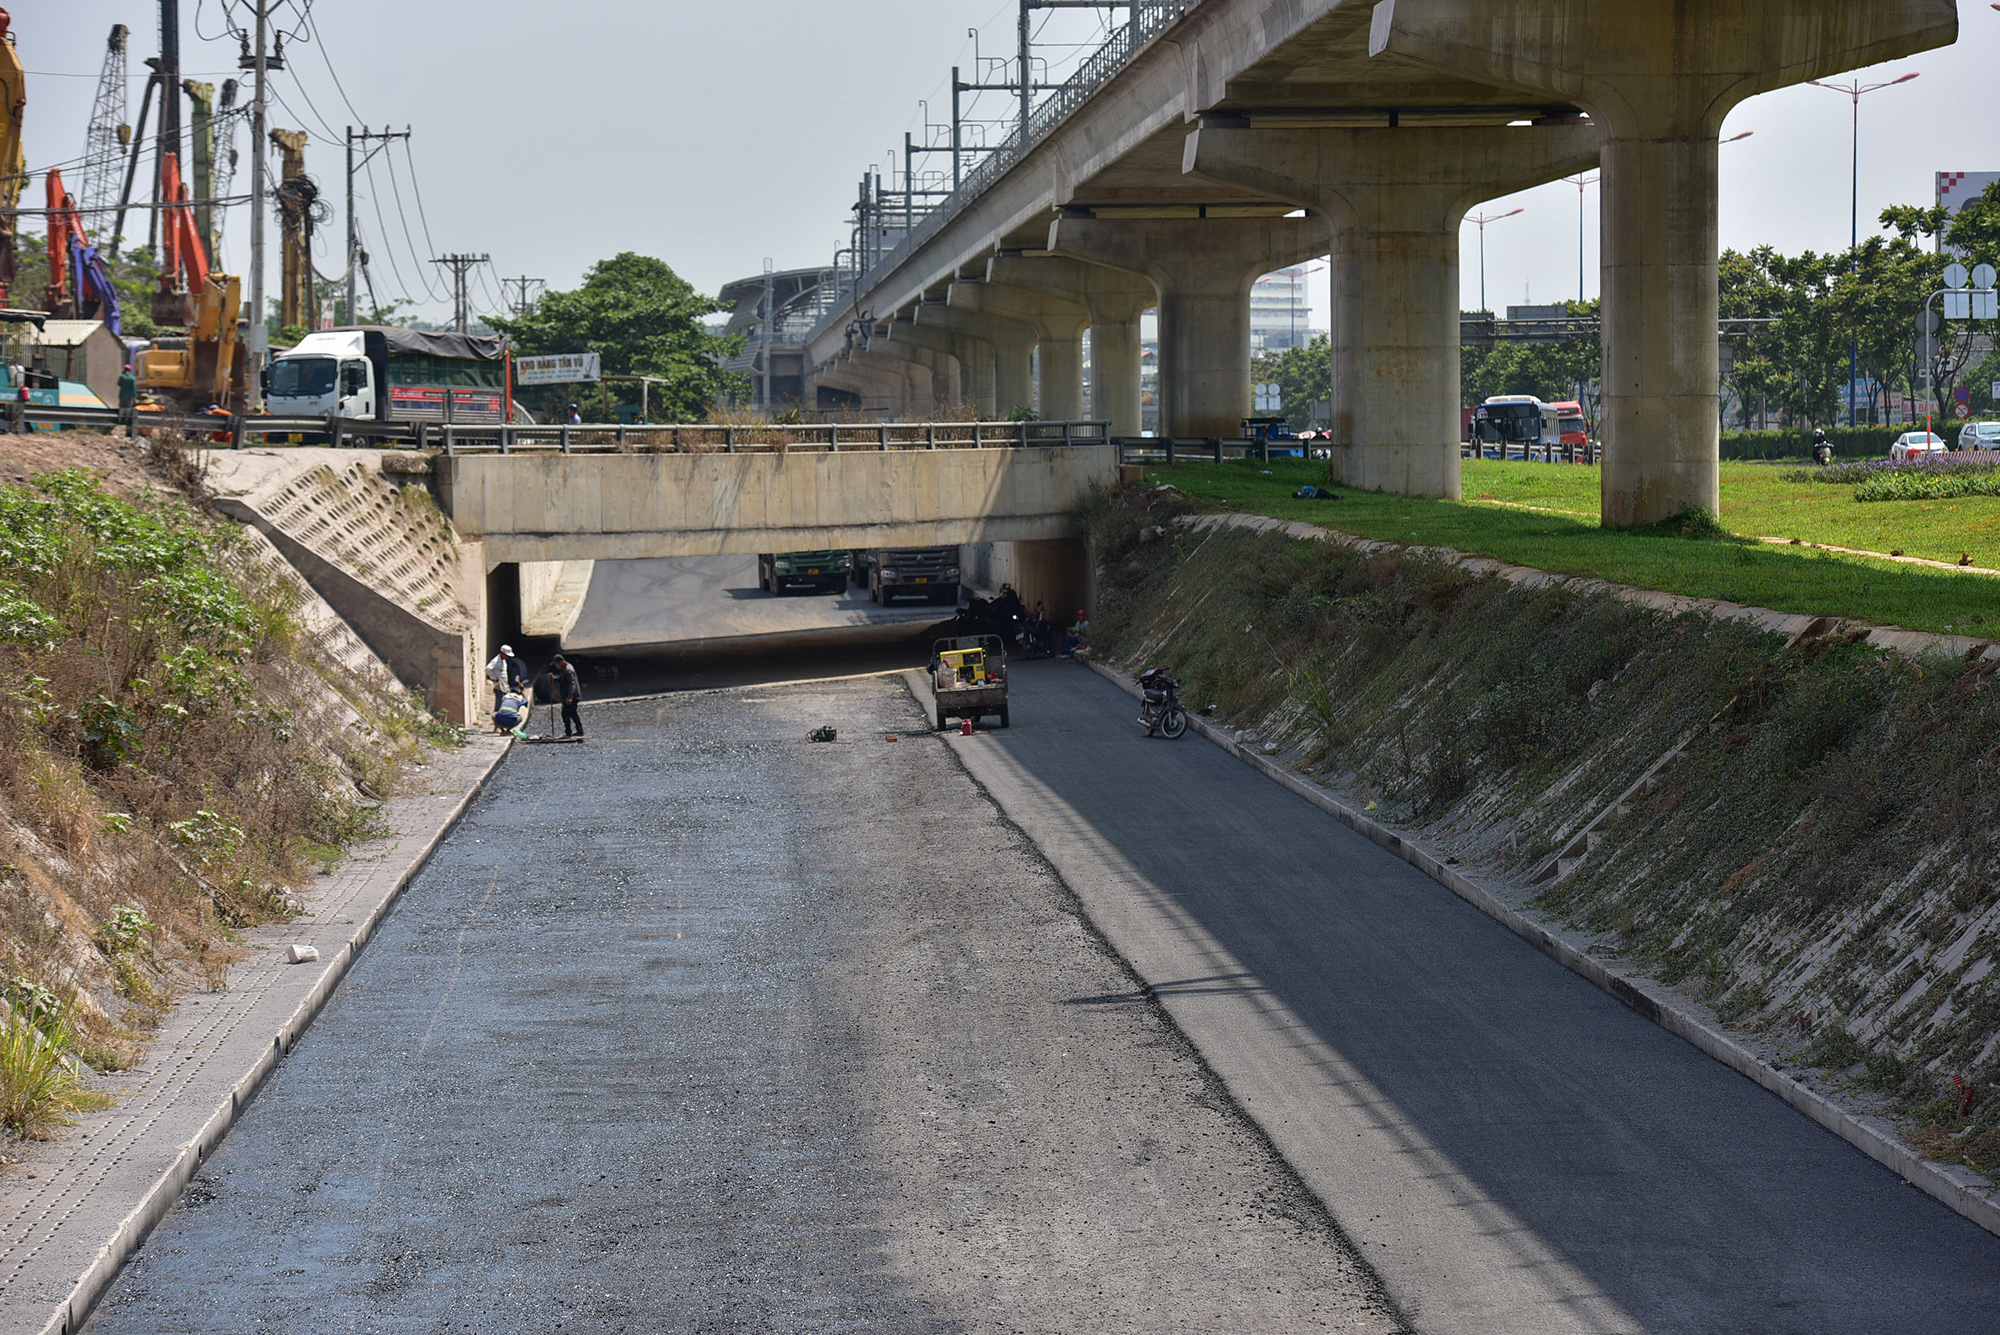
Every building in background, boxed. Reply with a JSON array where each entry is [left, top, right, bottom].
[[1251, 265, 1314, 352]]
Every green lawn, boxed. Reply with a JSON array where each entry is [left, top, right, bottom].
[[1140, 457, 2000, 637]]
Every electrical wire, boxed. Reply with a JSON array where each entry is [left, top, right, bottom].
[[399, 139, 441, 258], [378, 150, 448, 301], [301, 6, 366, 125], [358, 156, 420, 300]]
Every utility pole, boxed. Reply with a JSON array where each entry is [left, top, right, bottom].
[[430, 253, 489, 333], [501, 274, 544, 316], [345, 125, 411, 324], [760, 257, 775, 410], [243, 0, 274, 406]]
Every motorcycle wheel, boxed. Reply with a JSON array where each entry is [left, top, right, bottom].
[[1161, 705, 1188, 740]]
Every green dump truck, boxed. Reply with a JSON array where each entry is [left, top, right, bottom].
[[759, 549, 850, 595]]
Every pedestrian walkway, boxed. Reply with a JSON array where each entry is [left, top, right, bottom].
[[0, 735, 508, 1335], [950, 660, 2000, 1335]]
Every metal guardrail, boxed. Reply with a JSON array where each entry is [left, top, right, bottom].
[[8, 403, 1116, 454], [1114, 437, 1601, 465]]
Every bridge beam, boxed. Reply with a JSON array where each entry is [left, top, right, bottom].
[[985, 255, 1157, 437], [815, 358, 911, 419], [920, 301, 1038, 419], [886, 319, 994, 417], [857, 342, 951, 418], [1371, 0, 1956, 525], [947, 277, 1093, 421], [1186, 122, 1599, 499], [1048, 215, 1323, 441]]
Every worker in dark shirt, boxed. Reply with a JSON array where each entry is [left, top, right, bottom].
[[550, 653, 585, 739]]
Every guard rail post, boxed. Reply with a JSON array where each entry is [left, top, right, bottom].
[[329, 415, 344, 450], [230, 415, 245, 449], [444, 424, 456, 456], [726, 426, 737, 452], [616, 426, 627, 447], [1210, 437, 1222, 463], [414, 421, 428, 450], [559, 425, 571, 454], [1017, 421, 1028, 448], [1165, 438, 1176, 466], [879, 424, 889, 450]]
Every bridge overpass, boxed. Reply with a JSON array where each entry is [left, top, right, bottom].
[[796, 0, 1956, 525]]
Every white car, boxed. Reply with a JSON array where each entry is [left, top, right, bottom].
[[1958, 420, 2000, 451], [1889, 431, 1946, 462]]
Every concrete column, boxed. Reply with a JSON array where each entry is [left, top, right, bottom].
[[986, 255, 1156, 436], [1371, 0, 1955, 525], [1048, 215, 1322, 440], [918, 301, 1037, 419], [1186, 123, 1597, 498], [887, 318, 994, 417], [948, 279, 1092, 420]]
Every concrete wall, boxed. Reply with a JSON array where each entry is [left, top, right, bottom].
[[434, 446, 1118, 565], [518, 560, 595, 640], [216, 496, 480, 724]]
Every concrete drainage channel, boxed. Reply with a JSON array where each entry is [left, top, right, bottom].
[[1079, 656, 2000, 1242]]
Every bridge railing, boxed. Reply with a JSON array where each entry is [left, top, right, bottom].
[[9, 404, 1117, 454], [809, 0, 1194, 339]]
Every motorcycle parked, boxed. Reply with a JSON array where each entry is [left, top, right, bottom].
[[1136, 667, 1188, 739]]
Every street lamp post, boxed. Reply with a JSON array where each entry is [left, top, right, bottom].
[[1810, 71, 1919, 427], [1560, 173, 1597, 304], [1467, 208, 1524, 314]]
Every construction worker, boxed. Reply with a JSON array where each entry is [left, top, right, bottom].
[[485, 643, 525, 710], [117, 364, 138, 430], [549, 653, 585, 739]]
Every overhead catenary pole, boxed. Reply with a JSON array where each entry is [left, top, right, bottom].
[[502, 274, 544, 316]]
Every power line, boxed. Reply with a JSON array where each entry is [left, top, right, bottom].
[[400, 139, 441, 256]]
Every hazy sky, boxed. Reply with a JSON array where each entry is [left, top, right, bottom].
[[21, 2, 2000, 329]]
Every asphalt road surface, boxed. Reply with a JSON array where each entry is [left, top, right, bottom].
[[947, 660, 2000, 1335], [564, 557, 946, 654], [82, 676, 1400, 1334]]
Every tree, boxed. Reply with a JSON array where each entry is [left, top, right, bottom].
[[488, 252, 744, 422]]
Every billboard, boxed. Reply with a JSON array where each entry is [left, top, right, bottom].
[[1938, 172, 2000, 222], [515, 352, 601, 385]]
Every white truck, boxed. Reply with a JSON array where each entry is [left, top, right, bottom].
[[261, 326, 510, 431]]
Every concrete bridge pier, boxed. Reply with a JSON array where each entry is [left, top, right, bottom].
[[1371, 0, 1956, 525], [921, 301, 1037, 418], [1186, 123, 1599, 498], [888, 319, 994, 417], [1049, 215, 1323, 440], [986, 255, 1157, 437], [948, 276, 1093, 421]]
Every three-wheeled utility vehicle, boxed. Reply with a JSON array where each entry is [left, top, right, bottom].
[[931, 634, 1009, 730]]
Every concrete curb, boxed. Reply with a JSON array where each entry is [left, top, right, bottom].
[[32, 739, 512, 1335], [1082, 656, 2000, 1242]]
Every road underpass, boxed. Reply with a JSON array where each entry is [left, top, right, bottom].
[[78, 659, 2000, 1333]]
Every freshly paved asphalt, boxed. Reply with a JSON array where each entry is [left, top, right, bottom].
[[81, 676, 1398, 1334], [948, 660, 2000, 1334]]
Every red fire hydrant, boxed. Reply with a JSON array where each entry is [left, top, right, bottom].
[[959, 717, 975, 736]]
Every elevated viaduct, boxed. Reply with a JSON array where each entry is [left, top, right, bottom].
[[799, 0, 1956, 526]]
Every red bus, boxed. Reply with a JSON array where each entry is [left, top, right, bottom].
[[1550, 400, 1588, 448]]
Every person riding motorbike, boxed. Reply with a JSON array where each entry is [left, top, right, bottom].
[[1811, 428, 1833, 467]]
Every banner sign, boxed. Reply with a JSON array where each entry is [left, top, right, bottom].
[[515, 352, 601, 385]]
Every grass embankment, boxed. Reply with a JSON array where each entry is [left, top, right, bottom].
[[1141, 457, 2000, 637], [1089, 482, 2000, 1177], [0, 458, 445, 1142]]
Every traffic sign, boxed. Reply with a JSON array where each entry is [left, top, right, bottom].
[[1917, 309, 1942, 334], [1977, 263, 1998, 290], [1958, 402, 1973, 418], [1945, 261, 1970, 289]]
